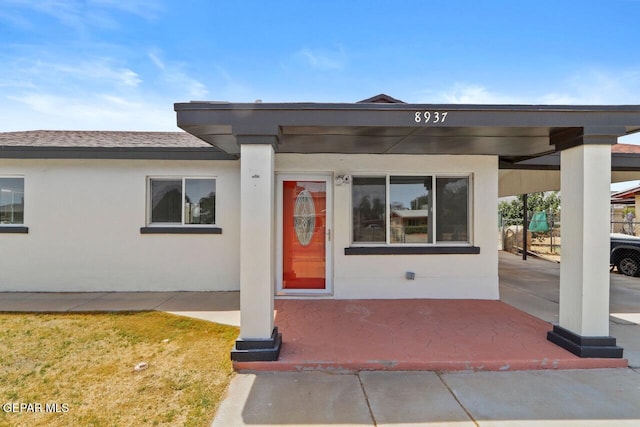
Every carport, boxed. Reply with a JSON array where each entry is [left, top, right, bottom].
[[175, 96, 640, 361]]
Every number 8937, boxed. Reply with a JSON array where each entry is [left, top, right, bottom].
[[414, 111, 448, 124]]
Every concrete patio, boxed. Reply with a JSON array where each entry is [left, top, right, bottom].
[[234, 298, 626, 372]]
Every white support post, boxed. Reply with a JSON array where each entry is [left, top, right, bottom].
[[231, 142, 281, 362], [548, 143, 622, 358]]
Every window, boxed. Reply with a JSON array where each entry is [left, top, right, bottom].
[[352, 177, 386, 243], [149, 178, 216, 226], [352, 175, 470, 245], [436, 177, 469, 242], [390, 176, 432, 244], [0, 177, 24, 225]]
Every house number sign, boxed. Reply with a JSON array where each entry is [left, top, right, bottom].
[[414, 111, 449, 124]]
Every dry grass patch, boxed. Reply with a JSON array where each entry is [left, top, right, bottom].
[[0, 311, 238, 426]]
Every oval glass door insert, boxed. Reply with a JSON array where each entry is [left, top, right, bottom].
[[294, 189, 315, 246]]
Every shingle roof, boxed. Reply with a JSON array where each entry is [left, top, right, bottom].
[[611, 184, 640, 199], [0, 130, 212, 148], [612, 143, 640, 154]]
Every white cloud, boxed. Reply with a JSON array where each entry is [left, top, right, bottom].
[[422, 67, 640, 106], [119, 69, 142, 87], [148, 51, 207, 99], [13, 57, 142, 89], [297, 46, 347, 71], [1, 0, 162, 31], [89, 0, 163, 20], [0, 8, 33, 29], [100, 94, 142, 107], [2, 0, 88, 32], [429, 84, 522, 104], [4, 92, 176, 131], [209, 66, 254, 101], [0, 48, 211, 131], [148, 51, 165, 71], [561, 69, 640, 104], [0, 79, 36, 89]]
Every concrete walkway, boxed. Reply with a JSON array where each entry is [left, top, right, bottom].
[[0, 290, 241, 326], [213, 369, 640, 426]]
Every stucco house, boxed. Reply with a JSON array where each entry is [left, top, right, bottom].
[[2, 95, 640, 362]]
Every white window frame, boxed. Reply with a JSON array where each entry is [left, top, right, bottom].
[[147, 176, 217, 227], [350, 173, 473, 246], [0, 175, 25, 227]]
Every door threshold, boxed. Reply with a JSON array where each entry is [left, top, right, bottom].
[[276, 293, 334, 299]]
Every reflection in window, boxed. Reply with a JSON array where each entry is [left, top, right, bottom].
[[390, 176, 432, 244], [185, 179, 216, 224], [436, 177, 469, 242], [351, 174, 471, 245], [0, 177, 24, 225], [151, 180, 182, 223], [352, 177, 386, 243], [149, 178, 216, 225]]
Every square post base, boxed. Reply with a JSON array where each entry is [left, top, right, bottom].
[[547, 325, 623, 358], [231, 327, 282, 362]]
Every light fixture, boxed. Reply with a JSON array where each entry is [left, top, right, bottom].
[[335, 175, 352, 186]]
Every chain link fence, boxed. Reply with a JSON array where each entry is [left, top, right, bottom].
[[499, 212, 561, 257], [611, 205, 637, 236], [611, 219, 638, 236]]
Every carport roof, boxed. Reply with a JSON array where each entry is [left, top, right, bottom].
[[500, 144, 640, 172], [175, 97, 640, 163]]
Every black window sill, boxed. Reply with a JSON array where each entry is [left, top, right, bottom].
[[0, 226, 28, 234], [344, 246, 480, 255], [140, 226, 222, 234]]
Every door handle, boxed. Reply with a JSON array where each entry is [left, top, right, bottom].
[[327, 228, 331, 242]]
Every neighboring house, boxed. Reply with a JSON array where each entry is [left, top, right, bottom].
[[390, 209, 429, 243], [611, 183, 639, 236], [611, 183, 640, 207], [2, 95, 640, 362]]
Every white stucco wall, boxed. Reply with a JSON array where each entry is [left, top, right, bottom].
[[2, 154, 499, 298], [276, 154, 499, 300], [0, 158, 240, 292]]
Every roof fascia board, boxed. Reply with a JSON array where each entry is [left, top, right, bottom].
[[176, 103, 640, 131]]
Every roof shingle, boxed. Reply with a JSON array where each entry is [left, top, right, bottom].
[[0, 130, 213, 148]]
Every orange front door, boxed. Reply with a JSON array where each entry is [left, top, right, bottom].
[[282, 180, 327, 290]]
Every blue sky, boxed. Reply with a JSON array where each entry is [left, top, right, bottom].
[[1, 0, 640, 149]]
